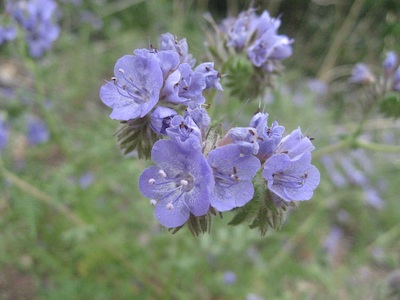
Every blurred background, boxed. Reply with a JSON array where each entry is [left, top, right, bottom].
[[1, 0, 400, 299]]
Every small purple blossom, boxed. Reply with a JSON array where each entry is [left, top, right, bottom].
[[392, 67, 400, 91], [159, 33, 195, 67], [262, 152, 320, 202], [383, 51, 398, 74], [79, 172, 95, 189], [184, 107, 211, 136], [349, 63, 375, 84], [223, 271, 237, 285], [100, 50, 163, 121], [166, 115, 202, 150], [219, 127, 259, 155], [150, 106, 177, 135], [0, 25, 17, 46], [274, 127, 315, 160], [139, 139, 214, 228], [249, 112, 284, 162], [208, 144, 260, 211], [247, 29, 293, 68], [161, 63, 206, 108], [194, 62, 223, 91], [7, 0, 60, 58], [26, 115, 49, 145], [0, 116, 10, 151]]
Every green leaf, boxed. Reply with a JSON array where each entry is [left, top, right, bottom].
[[380, 93, 400, 119]]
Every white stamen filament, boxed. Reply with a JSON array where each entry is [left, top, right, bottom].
[[148, 178, 156, 185], [180, 179, 189, 186], [166, 202, 174, 210], [150, 199, 157, 206], [158, 169, 167, 178], [118, 68, 125, 74]]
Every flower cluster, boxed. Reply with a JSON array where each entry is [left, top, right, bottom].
[[222, 8, 294, 72], [101, 31, 319, 234], [100, 33, 221, 123], [204, 7, 294, 102], [0, 25, 17, 46], [5, 0, 60, 58], [349, 50, 400, 119]]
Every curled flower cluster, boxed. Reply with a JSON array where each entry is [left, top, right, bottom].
[[5, 0, 60, 58], [218, 8, 293, 72], [100, 33, 222, 123], [100, 32, 320, 232]]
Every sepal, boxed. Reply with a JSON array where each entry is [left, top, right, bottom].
[[114, 116, 159, 159]]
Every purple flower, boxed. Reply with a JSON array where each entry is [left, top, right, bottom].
[[0, 116, 10, 151], [392, 67, 400, 91], [150, 106, 177, 135], [349, 63, 375, 84], [161, 63, 206, 107], [226, 8, 259, 50], [275, 127, 315, 160], [218, 127, 259, 155], [383, 51, 398, 74], [247, 29, 293, 68], [194, 62, 223, 91], [320, 155, 347, 187], [0, 25, 17, 45], [184, 107, 211, 136], [7, 0, 60, 58], [208, 144, 260, 211], [139, 140, 214, 228], [263, 152, 320, 202], [166, 115, 202, 150], [159, 33, 195, 67], [26, 115, 49, 145], [79, 172, 95, 189], [249, 112, 284, 161], [223, 271, 237, 285], [323, 226, 343, 257], [100, 50, 163, 121]]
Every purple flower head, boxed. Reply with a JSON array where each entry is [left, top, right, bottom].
[[254, 10, 281, 37], [166, 115, 202, 150], [323, 226, 343, 257], [349, 63, 375, 84], [383, 51, 398, 74], [26, 115, 49, 145], [0, 25, 17, 46], [262, 152, 320, 202], [219, 127, 259, 155], [159, 32, 195, 67], [208, 144, 260, 211], [154, 49, 180, 79], [194, 62, 223, 91], [223, 271, 237, 285], [247, 29, 293, 68], [226, 8, 259, 50], [250, 112, 285, 161], [100, 50, 163, 121], [7, 0, 60, 58], [320, 155, 347, 188], [0, 116, 10, 151], [275, 127, 315, 161], [392, 67, 400, 91], [139, 139, 214, 228], [150, 106, 178, 135], [161, 63, 206, 108], [184, 106, 211, 136]]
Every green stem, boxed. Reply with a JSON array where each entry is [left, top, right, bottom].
[[356, 140, 400, 153], [313, 138, 351, 159], [26, 59, 70, 158]]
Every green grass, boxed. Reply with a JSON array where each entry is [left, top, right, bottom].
[[1, 1, 400, 299]]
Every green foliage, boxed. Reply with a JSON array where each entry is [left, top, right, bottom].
[[1, 1, 400, 299], [380, 93, 400, 119]]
